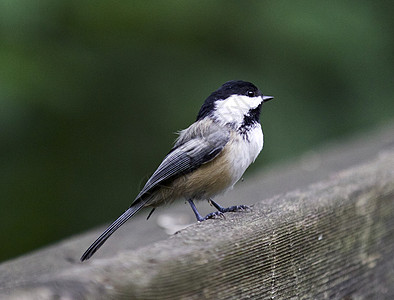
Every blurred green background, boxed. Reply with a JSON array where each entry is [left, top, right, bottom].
[[1, 1, 393, 262]]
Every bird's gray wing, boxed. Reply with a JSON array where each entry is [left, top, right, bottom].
[[135, 128, 230, 201]]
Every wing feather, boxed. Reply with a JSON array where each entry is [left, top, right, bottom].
[[135, 123, 229, 200]]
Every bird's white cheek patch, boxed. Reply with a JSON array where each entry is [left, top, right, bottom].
[[214, 95, 262, 125]]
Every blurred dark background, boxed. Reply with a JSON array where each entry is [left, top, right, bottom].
[[0, 1, 393, 262]]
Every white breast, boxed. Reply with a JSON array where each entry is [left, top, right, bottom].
[[225, 124, 264, 189]]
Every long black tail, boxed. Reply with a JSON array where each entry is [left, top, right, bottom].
[[80, 200, 146, 261]]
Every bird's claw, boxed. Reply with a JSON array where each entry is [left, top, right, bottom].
[[221, 204, 251, 212], [203, 210, 225, 221]]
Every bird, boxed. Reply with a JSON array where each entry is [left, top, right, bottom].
[[81, 80, 273, 261]]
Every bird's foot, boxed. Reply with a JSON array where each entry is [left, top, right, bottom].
[[209, 199, 251, 213], [188, 199, 250, 223], [202, 210, 225, 221], [188, 199, 223, 222], [217, 204, 250, 213]]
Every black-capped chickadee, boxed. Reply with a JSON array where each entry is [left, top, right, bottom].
[[81, 80, 273, 261]]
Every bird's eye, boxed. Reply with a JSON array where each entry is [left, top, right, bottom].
[[247, 90, 255, 97]]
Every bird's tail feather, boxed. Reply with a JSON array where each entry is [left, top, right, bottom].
[[80, 199, 147, 261]]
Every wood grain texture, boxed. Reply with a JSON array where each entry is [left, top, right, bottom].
[[1, 124, 394, 300]]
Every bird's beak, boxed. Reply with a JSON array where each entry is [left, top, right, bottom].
[[262, 95, 274, 103]]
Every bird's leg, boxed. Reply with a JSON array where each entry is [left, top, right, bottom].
[[208, 198, 250, 213], [188, 199, 223, 222], [188, 199, 204, 222]]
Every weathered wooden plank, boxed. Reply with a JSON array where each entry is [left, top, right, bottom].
[[2, 151, 394, 299], [1, 124, 394, 299]]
